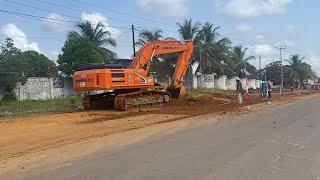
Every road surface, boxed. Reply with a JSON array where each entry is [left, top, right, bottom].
[[4, 97, 320, 180]]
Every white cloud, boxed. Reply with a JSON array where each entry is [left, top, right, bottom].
[[137, 0, 187, 17], [250, 44, 275, 56], [307, 51, 320, 74], [236, 23, 252, 32], [1, 24, 40, 52], [214, 0, 292, 19], [42, 13, 68, 32], [81, 12, 121, 38], [256, 35, 264, 40]]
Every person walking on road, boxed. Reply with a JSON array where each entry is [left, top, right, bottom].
[[236, 77, 243, 105]]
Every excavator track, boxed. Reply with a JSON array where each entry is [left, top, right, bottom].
[[114, 90, 170, 111], [82, 93, 116, 110]]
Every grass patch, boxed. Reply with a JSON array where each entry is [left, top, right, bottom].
[[188, 88, 235, 96], [0, 96, 82, 118]]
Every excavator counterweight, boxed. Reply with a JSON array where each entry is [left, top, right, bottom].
[[74, 38, 193, 110]]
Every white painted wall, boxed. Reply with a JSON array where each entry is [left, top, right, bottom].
[[248, 79, 257, 89], [0, 77, 75, 100], [227, 77, 237, 90], [215, 75, 228, 90], [201, 74, 215, 88], [240, 78, 248, 90], [255, 80, 262, 89], [192, 75, 198, 89]]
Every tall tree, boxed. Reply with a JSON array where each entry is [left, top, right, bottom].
[[136, 29, 163, 47], [22, 50, 58, 77], [177, 19, 202, 87], [287, 55, 313, 88], [69, 21, 117, 61], [177, 18, 201, 41], [58, 35, 104, 77], [197, 22, 233, 76], [231, 45, 256, 78], [0, 38, 28, 100]]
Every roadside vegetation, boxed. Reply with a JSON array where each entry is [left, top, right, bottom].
[[0, 96, 82, 118]]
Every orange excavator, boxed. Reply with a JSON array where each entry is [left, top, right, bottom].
[[73, 38, 194, 110]]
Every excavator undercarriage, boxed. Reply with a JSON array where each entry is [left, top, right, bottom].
[[82, 85, 171, 111]]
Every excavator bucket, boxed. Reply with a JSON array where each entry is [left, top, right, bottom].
[[167, 86, 185, 98]]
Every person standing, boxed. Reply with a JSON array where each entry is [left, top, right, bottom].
[[267, 80, 272, 98], [236, 77, 243, 105], [261, 80, 267, 99]]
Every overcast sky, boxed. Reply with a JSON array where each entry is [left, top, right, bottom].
[[0, 0, 319, 74]]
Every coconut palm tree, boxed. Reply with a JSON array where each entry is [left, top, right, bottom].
[[177, 18, 202, 87], [197, 22, 233, 75], [232, 45, 256, 78], [177, 18, 201, 41], [287, 55, 313, 88], [136, 29, 163, 47], [68, 21, 117, 60]]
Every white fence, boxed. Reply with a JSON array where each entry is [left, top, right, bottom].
[[0, 77, 75, 100], [193, 74, 263, 90]]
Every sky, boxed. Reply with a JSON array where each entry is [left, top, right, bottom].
[[0, 0, 320, 74]]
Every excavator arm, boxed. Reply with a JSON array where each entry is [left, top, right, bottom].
[[129, 38, 194, 89]]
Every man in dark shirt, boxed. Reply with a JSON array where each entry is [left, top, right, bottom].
[[236, 77, 243, 105]]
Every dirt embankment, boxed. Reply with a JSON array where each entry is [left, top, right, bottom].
[[0, 91, 319, 163]]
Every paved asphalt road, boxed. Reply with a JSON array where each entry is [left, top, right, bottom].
[[5, 97, 320, 180]]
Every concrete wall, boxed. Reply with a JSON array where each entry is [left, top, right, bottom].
[[240, 78, 248, 91], [192, 74, 215, 89], [201, 74, 215, 88], [248, 79, 257, 89], [214, 75, 227, 90], [255, 80, 262, 89], [192, 74, 263, 91], [227, 77, 237, 90], [192, 75, 199, 89], [0, 77, 75, 100]]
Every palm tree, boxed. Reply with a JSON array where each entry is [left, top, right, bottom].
[[177, 18, 202, 87], [197, 22, 232, 75], [69, 21, 117, 60], [177, 18, 201, 41], [136, 29, 163, 47], [232, 45, 256, 78], [135, 29, 169, 80], [287, 55, 313, 88]]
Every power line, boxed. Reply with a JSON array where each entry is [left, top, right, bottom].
[[69, 0, 177, 28], [3, 0, 77, 20], [0, 34, 134, 43], [0, 9, 128, 29], [0, 34, 64, 40], [31, 0, 143, 26], [114, 28, 132, 40]]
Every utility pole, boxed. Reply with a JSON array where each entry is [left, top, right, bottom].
[[275, 46, 286, 95], [259, 56, 261, 79], [131, 25, 136, 57]]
